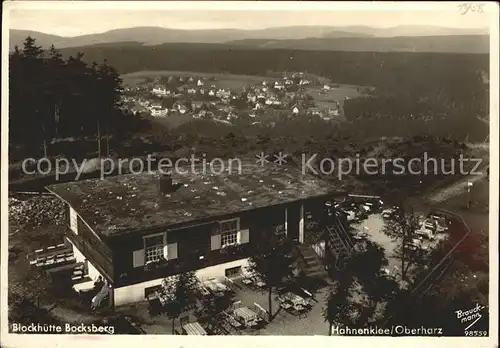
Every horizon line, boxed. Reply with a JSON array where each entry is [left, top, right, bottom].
[[9, 24, 490, 39]]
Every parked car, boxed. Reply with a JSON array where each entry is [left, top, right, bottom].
[[423, 218, 437, 231], [382, 208, 395, 219], [416, 227, 434, 239]]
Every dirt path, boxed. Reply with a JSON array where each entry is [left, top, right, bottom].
[[425, 142, 489, 205], [426, 172, 486, 204], [44, 303, 101, 324]]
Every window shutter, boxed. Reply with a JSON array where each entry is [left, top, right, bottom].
[[167, 243, 178, 260], [133, 249, 145, 268], [211, 234, 221, 250], [69, 207, 78, 234], [239, 229, 249, 244]]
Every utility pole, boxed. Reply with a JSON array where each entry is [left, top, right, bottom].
[[466, 182, 473, 209], [97, 119, 101, 158]]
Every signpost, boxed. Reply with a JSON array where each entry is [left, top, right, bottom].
[[466, 182, 473, 209]]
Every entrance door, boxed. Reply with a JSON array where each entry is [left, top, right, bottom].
[[287, 203, 300, 242]]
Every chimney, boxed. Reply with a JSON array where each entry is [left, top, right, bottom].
[[159, 173, 174, 193]]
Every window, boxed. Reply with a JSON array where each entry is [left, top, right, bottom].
[[144, 285, 162, 299], [225, 266, 242, 278], [144, 234, 165, 264], [220, 218, 239, 247]]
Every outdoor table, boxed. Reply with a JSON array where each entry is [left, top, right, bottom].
[[284, 292, 307, 306], [182, 322, 207, 335], [200, 286, 211, 296], [205, 281, 219, 292], [233, 307, 258, 326], [254, 278, 266, 288], [241, 277, 253, 285], [205, 281, 225, 296], [213, 281, 229, 292]]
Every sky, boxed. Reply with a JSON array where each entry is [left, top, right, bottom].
[[6, 1, 492, 37]]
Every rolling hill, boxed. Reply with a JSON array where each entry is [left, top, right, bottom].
[[226, 35, 489, 54], [9, 25, 489, 51]]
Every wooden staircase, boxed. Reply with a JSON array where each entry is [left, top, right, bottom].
[[325, 212, 355, 269], [296, 244, 329, 280]]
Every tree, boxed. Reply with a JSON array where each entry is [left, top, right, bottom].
[[8, 264, 55, 328], [44, 45, 65, 137], [323, 273, 360, 335], [159, 271, 201, 334], [382, 206, 422, 282], [9, 37, 131, 160], [195, 292, 233, 324], [96, 60, 124, 156], [346, 240, 399, 324], [20, 37, 46, 156], [247, 233, 295, 321]]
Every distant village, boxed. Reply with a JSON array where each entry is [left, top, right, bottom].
[[121, 72, 343, 126]]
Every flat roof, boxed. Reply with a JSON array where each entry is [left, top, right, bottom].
[[47, 163, 341, 238]]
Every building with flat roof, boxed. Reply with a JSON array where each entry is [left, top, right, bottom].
[[47, 163, 349, 307]]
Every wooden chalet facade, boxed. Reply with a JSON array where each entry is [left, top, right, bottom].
[[47, 164, 347, 307]]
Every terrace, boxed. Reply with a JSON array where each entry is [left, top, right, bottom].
[[117, 274, 331, 335]]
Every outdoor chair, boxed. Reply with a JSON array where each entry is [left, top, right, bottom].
[[180, 315, 190, 327], [252, 302, 269, 323], [147, 297, 162, 317], [231, 300, 242, 311], [225, 313, 243, 330], [281, 301, 294, 312], [294, 304, 308, 319], [241, 277, 253, 286], [276, 295, 287, 304]]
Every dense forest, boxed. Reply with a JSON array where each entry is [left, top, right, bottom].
[[57, 42, 489, 131], [8, 37, 489, 164], [8, 37, 146, 158], [58, 43, 488, 110]]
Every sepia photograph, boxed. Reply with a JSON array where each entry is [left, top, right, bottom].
[[1, 1, 498, 347]]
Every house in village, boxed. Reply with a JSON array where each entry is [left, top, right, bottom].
[[191, 101, 205, 112], [274, 81, 285, 90], [247, 93, 257, 103], [197, 79, 204, 87], [257, 93, 266, 101], [330, 109, 340, 117], [292, 106, 300, 114], [46, 164, 349, 307], [152, 85, 168, 96], [150, 106, 168, 117]]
